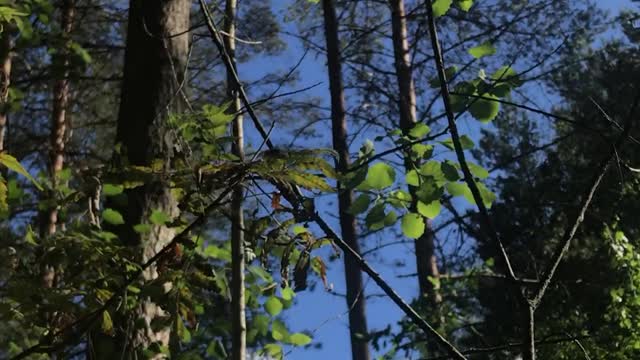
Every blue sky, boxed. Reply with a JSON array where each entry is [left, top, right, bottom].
[[237, 1, 638, 359]]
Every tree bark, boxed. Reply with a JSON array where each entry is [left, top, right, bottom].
[[389, 0, 442, 307], [46, 0, 75, 238], [0, 26, 12, 153], [321, 1, 371, 359], [224, 0, 247, 359], [109, 0, 190, 355]]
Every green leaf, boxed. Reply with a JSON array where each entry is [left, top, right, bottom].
[[365, 204, 387, 231], [102, 184, 124, 196], [446, 182, 472, 199], [24, 225, 37, 246], [388, 190, 412, 209], [288, 332, 312, 346], [365, 163, 396, 190], [460, 135, 475, 149], [468, 41, 496, 59], [348, 194, 371, 215], [286, 172, 333, 192], [281, 287, 295, 301], [292, 225, 308, 235], [411, 143, 433, 159], [254, 314, 270, 336], [149, 209, 171, 225], [383, 210, 398, 226], [133, 223, 152, 234], [491, 66, 521, 87], [416, 181, 444, 203], [102, 208, 124, 225], [408, 123, 431, 138], [0, 178, 7, 218], [441, 161, 459, 181], [469, 93, 500, 122], [429, 65, 458, 88], [264, 296, 283, 317], [478, 182, 497, 208], [248, 265, 273, 282], [203, 245, 232, 261], [468, 162, 489, 179], [0, 153, 42, 190], [402, 213, 425, 239], [419, 161, 446, 183], [455, 0, 473, 11], [406, 169, 420, 187], [101, 311, 113, 334], [176, 319, 191, 343], [272, 320, 289, 341], [432, 0, 453, 17], [417, 200, 441, 219], [263, 344, 283, 360]]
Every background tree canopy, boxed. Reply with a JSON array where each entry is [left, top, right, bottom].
[[0, 1, 639, 359]]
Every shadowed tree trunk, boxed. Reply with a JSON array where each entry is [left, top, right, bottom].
[[224, 0, 247, 358], [321, 1, 371, 359], [94, 0, 190, 356], [389, 0, 442, 308]]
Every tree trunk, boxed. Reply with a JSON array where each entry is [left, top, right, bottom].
[[0, 27, 12, 153], [389, 0, 442, 307], [224, 0, 247, 359], [46, 0, 75, 238], [321, 1, 371, 359], [109, 0, 190, 355]]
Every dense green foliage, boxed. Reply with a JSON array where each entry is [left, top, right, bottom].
[[0, 1, 638, 359]]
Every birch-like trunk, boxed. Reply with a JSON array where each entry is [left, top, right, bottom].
[[224, 0, 247, 358]]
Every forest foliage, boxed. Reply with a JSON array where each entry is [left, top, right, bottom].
[[0, 0, 639, 359]]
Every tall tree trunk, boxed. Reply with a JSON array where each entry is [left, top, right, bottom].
[[389, 0, 442, 308], [321, 1, 371, 359], [224, 0, 247, 359], [0, 27, 12, 153], [40, 0, 75, 306], [107, 0, 190, 355], [46, 0, 75, 237]]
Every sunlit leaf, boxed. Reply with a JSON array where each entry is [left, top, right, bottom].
[[432, 0, 453, 17], [288, 333, 312, 346], [409, 123, 431, 138], [406, 169, 420, 187], [102, 208, 124, 225], [364, 163, 396, 190], [101, 311, 113, 335], [0, 153, 42, 190], [102, 183, 123, 196], [402, 213, 425, 239], [264, 296, 283, 316], [468, 41, 496, 59], [150, 210, 171, 225], [456, 0, 473, 11], [417, 200, 441, 219]]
